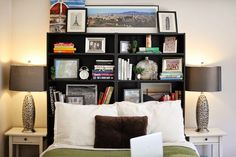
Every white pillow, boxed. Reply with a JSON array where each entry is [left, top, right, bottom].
[[116, 100, 185, 142], [54, 102, 118, 146]]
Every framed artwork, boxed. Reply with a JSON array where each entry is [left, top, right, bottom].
[[66, 8, 87, 32], [141, 83, 172, 102], [66, 95, 84, 105], [163, 36, 177, 53], [158, 11, 178, 33], [123, 89, 141, 103], [120, 41, 130, 53], [86, 5, 159, 33], [162, 58, 182, 73], [54, 59, 79, 79], [50, 0, 85, 32], [66, 84, 97, 105], [85, 37, 106, 53]]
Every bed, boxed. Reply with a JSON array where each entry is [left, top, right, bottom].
[[41, 101, 199, 157]]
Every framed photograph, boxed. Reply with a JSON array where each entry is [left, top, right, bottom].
[[85, 37, 106, 53], [123, 89, 141, 103], [66, 8, 87, 32], [158, 11, 178, 33], [163, 36, 177, 53], [54, 59, 79, 79], [162, 58, 182, 73], [141, 83, 172, 102], [66, 84, 97, 105], [86, 5, 159, 33], [66, 95, 84, 105], [120, 41, 130, 53]]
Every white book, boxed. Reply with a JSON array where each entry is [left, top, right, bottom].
[[127, 59, 130, 80], [129, 64, 133, 80], [121, 59, 124, 80], [118, 58, 121, 80], [123, 59, 127, 80]]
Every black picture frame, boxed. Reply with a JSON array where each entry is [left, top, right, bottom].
[[66, 8, 87, 33], [157, 11, 178, 33]]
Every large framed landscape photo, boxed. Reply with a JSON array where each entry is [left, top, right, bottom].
[[86, 5, 159, 33]]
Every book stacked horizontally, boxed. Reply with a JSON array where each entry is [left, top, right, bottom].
[[118, 58, 132, 80], [98, 86, 114, 105], [53, 42, 76, 53], [92, 60, 114, 80], [159, 72, 183, 80]]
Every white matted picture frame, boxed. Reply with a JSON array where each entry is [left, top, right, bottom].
[[66, 8, 87, 32], [163, 36, 177, 53], [86, 5, 159, 33], [85, 37, 106, 53], [162, 58, 182, 73], [120, 41, 130, 53], [158, 11, 178, 33], [54, 59, 79, 79], [123, 89, 141, 103], [66, 84, 97, 105], [66, 95, 84, 105]]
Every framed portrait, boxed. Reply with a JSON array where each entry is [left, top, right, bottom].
[[54, 59, 79, 79], [86, 5, 159, 33], [158, 11, 178, 33], [163, 36, 177, 53], [85, 37, 106, 53], [162, 58, 182, 73], [66, 84, 97, 105], [123, 89, 141, 103], [141, 83, 172, 102], [66, 95, 84, 105], [120, 41, 130, 53], [66, 8, 87, 32]]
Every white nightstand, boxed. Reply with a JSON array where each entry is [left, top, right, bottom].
[[185, 128, 226, 157], [5, 127, 47, 157]]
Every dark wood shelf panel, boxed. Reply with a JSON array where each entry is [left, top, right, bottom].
[[48, 53, 115, 57], [117, 53, 184, 56], [48, 79, 115, 83], [117, 80, 184, 83]]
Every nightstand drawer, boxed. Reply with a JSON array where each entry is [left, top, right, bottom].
[[12, 136, 40, 144], [190, 136, 219, 143]]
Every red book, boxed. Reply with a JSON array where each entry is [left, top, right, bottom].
[[98, 92, 104, 105], [101, 87, 109, 105]]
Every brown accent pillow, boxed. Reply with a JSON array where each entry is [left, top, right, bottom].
[[94, 115, 148, 148]]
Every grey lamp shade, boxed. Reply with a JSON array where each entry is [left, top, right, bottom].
[[186, 66, 221, 92], [9, 65, 46, 92]]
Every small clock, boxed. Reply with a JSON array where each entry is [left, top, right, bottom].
[[79, 66, 89, 80]]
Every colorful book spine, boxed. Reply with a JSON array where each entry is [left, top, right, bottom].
[[104, 87, 114, 104]]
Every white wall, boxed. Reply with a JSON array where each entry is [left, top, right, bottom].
[[9, 0, 236, 156], [0, 0, 12, 157]]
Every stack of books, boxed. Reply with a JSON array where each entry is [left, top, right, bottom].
[[98, 86, 114, 105], [92, 60, 114, 80], [136, 47, 160, 54], [159, 72, 183, 80], [118, 58, 133, 80], [53, 42, 76, 53]]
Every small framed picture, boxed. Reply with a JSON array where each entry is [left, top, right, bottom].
[[158, 11, 178, 33], [66, 84, 97, 105], [66, 95, 84, 105], [123, 89, 141, 103], [66, 8, 87, 32], [163, 36, 177, 53], [54, 59, 79, 79], [162, 58, 182, 73], [85, 37, 106, 53], [120, 41, 130, 53]]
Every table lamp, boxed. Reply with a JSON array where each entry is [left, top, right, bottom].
[[9, 65, 46, 132], [186, 66, 221, 133]]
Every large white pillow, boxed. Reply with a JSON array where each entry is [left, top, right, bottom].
[[54, 102, 118, 146], [116, 100, 185, 142]]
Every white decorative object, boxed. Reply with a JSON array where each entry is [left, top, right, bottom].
[[136, 57, 158, 80]]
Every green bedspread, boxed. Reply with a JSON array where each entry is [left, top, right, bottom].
[[43, 146, 198, 157]]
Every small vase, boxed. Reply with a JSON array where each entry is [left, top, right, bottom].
[[136, 74, 141, 80], [132, 47, 137, 53]]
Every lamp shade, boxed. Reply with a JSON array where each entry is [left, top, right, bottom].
[[9, 65, 46, 92], [186, 66, 221, 92]]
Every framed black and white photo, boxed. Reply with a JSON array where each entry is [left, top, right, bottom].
[[141, 83, 172, 102], [123, 89, 141, 103], [85, 37, 106, 53], [54, 59, 79, 79], [162, 58, 182, 73], [120, 41, 130, 53], [66, 84, 97, 105], [86, 5, 159, 33], [66, 95, 84, 105], [158, 11, 178, 33], [67, 8, 87, 32], [163, 36, 177, 53]]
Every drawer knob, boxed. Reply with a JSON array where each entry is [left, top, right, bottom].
[[205, 138, 208, 141], [24, 138, 27, 141]]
